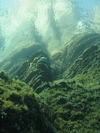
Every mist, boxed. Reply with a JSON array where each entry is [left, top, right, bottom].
[[0, 0, 100, 62]]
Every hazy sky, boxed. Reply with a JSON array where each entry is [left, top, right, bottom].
[[1, 0, 19, 7], [1, 0, 99, 10], [1, 0, 99, 7], [1, 0, 12, 6], [0, 0, 100, 62]]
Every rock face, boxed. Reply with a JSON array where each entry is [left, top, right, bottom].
[[0, 33, 100, 133], [0, 43, 48, 75], [15, 50, 53, 92], [62, 33, 100, 78], [51, 33, 100, 78]]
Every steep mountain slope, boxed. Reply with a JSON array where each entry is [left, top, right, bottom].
[[0, 33, 100, 133]]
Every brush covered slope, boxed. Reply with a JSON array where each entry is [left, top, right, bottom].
[[0, 72, 56, 133], [39, 68, 100, 132], [0, 33, 100, 133]]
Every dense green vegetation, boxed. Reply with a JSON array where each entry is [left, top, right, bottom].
[[0, 33, 100, 133]]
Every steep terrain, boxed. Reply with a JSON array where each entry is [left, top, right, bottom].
[[0, 33, 100, 133]]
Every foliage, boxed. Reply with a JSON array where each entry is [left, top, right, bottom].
[[0, 72, 55, 133]]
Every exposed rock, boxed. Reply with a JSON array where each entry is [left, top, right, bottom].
[[51, 33, 100, 78], [15, 50, 53, 91], [0, 43, 48, 76]]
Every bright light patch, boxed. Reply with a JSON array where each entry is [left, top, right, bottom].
[[0, 0, 100, 62]]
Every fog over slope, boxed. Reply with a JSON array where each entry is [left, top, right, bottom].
[[0, 0, 100, 62]]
